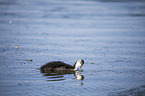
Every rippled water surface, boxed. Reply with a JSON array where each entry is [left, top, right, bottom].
[[0, 0, 145, 96]]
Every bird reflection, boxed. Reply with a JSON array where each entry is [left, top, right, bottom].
[[74, 71, 84, 80], [41, 70, 84, 81]]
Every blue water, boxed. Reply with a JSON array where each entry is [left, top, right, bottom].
[[0, 0, 145, 95]]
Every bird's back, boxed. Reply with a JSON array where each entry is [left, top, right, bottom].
[[40, 61, 73, 73]]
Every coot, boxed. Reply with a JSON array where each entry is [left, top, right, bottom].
[[40, 59, 84, 73]]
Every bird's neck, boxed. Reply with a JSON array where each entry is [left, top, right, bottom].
[[74, 62, 81, 70]]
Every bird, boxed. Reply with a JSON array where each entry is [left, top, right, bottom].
[[40, 59, 84, 73]]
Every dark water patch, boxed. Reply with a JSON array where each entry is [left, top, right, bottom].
[[109, 85, 145, 96], [0, 0, 17, 5], [98, 0, 145, 2], [131, 13, 145, 17]]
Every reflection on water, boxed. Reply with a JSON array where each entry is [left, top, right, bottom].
[[74, 71, 84, 81], [41, 71, 84, 82]]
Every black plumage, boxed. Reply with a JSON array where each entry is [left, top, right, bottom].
[[40, 61, 74, 73]]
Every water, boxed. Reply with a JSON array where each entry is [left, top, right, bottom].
[[0, 0, 145, 96]]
